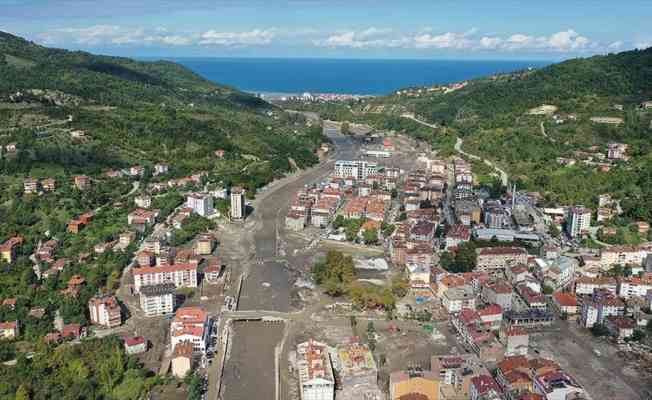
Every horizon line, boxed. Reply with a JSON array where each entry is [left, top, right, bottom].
[[136, 55, 558, 63]]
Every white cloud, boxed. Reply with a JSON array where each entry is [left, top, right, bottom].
[[314, 28, 405, 49], [198, 29, 275, 46], [634, 41, 652, 49], [54, 25, 123, 45], [314, 28, 603, 53], [38, 25, 196, 47], [413, 32, 473, 49], [38, 25, 276, 48], [479, 36, 503, 49], [35, 24, 633, 55], [547, 29, 590, 51]]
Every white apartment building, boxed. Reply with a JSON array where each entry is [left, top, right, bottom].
[[475, 247, 528, 274], [170, 307, 211, 354], [230, 186, 245, 220], [153, 163, 169, 175], [443, 286, 476, 314], [88, 295, 121, 328], [600, 245, 649, 269], [132, 261, 198, 293], [334, 160, 377, 180], [134, 195, 152, 209], [566, 206, 591, 238], [139, 283, 176, 317], [187, 193, 214, 217], [296, 339, 335, 400], [618, 277, 652, 298]]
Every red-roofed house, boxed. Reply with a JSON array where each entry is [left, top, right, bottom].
[[61, 323, 87, 340], [552, 292, 579, 317], [170, 307, 210, 354], [470, 374, 501, 400], [445, 224, 471, 251], [124, 336, 147, 355], [478, 304, 503, 331]]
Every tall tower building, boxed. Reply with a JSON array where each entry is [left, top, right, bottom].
[[230, 186, 246, 220]]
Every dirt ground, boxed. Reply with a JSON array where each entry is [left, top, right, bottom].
[[530, 322, 652, 400], [221, 321, 285, 400]]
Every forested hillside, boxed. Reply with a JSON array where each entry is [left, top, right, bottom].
[[0, 31, 266, 110], [0, 31, 323, 185], [404, 48, 652, 128], [0, 32, 324, 392]]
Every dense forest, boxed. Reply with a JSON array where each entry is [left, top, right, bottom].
[[0, 336, 161, 400]]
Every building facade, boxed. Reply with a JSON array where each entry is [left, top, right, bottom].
[[132, 261, 198, 293], [88, 295, 122, 328], [230, 186, 246, 220], [139, 283, 176, 317], [296, 339, 335, 400], [334, 160, 377, 180]]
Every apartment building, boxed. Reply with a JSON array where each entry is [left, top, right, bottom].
[[139, 283, 176, 317], [566, 206, 591, 238], [88, 295, 122, 328], [476, 247, 528, 274], [296, 339, 335, 400], [230, 186, 245, 219], [334, 160, 377, 180], [187, 193, 215, 217], [132, 261, 198, 293], [170, 307, 211, 354]]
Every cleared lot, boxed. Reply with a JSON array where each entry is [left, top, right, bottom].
[[530, 322, 651, 400], [222, 321, 285, 400]]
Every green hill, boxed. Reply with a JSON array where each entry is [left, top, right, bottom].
[[0, 33, 324, 382], [400, 48, 652, 127], [285, 48, 652, 221], [0, 31, 266, 110], [0, 31, 323, 184]]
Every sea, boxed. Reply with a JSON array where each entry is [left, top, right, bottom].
[[170, 58, 551, 96]]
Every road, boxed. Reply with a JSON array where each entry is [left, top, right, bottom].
[[400, 114, 439, 129], [455, 137, 509, 186], [397, 114, 508, 187]]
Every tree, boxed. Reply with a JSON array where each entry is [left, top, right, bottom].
[[590, 323, 609, 337], [341, 122, 350, 135], [350, 316, 357, 328], [362, 228, 379, 245], [15, 384, 30, 400], [390, 275, 409, 298], [630, 329, 646, 342], [381, 222, 395, 238], [332, 215, 345, 229], [312, 250, 357, 296]]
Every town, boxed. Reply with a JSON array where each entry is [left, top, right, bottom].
[[2, 18, 652, 400], [3, 112, 652, 400]]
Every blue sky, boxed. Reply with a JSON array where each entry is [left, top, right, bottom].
[[1, 0, 651, 59]]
